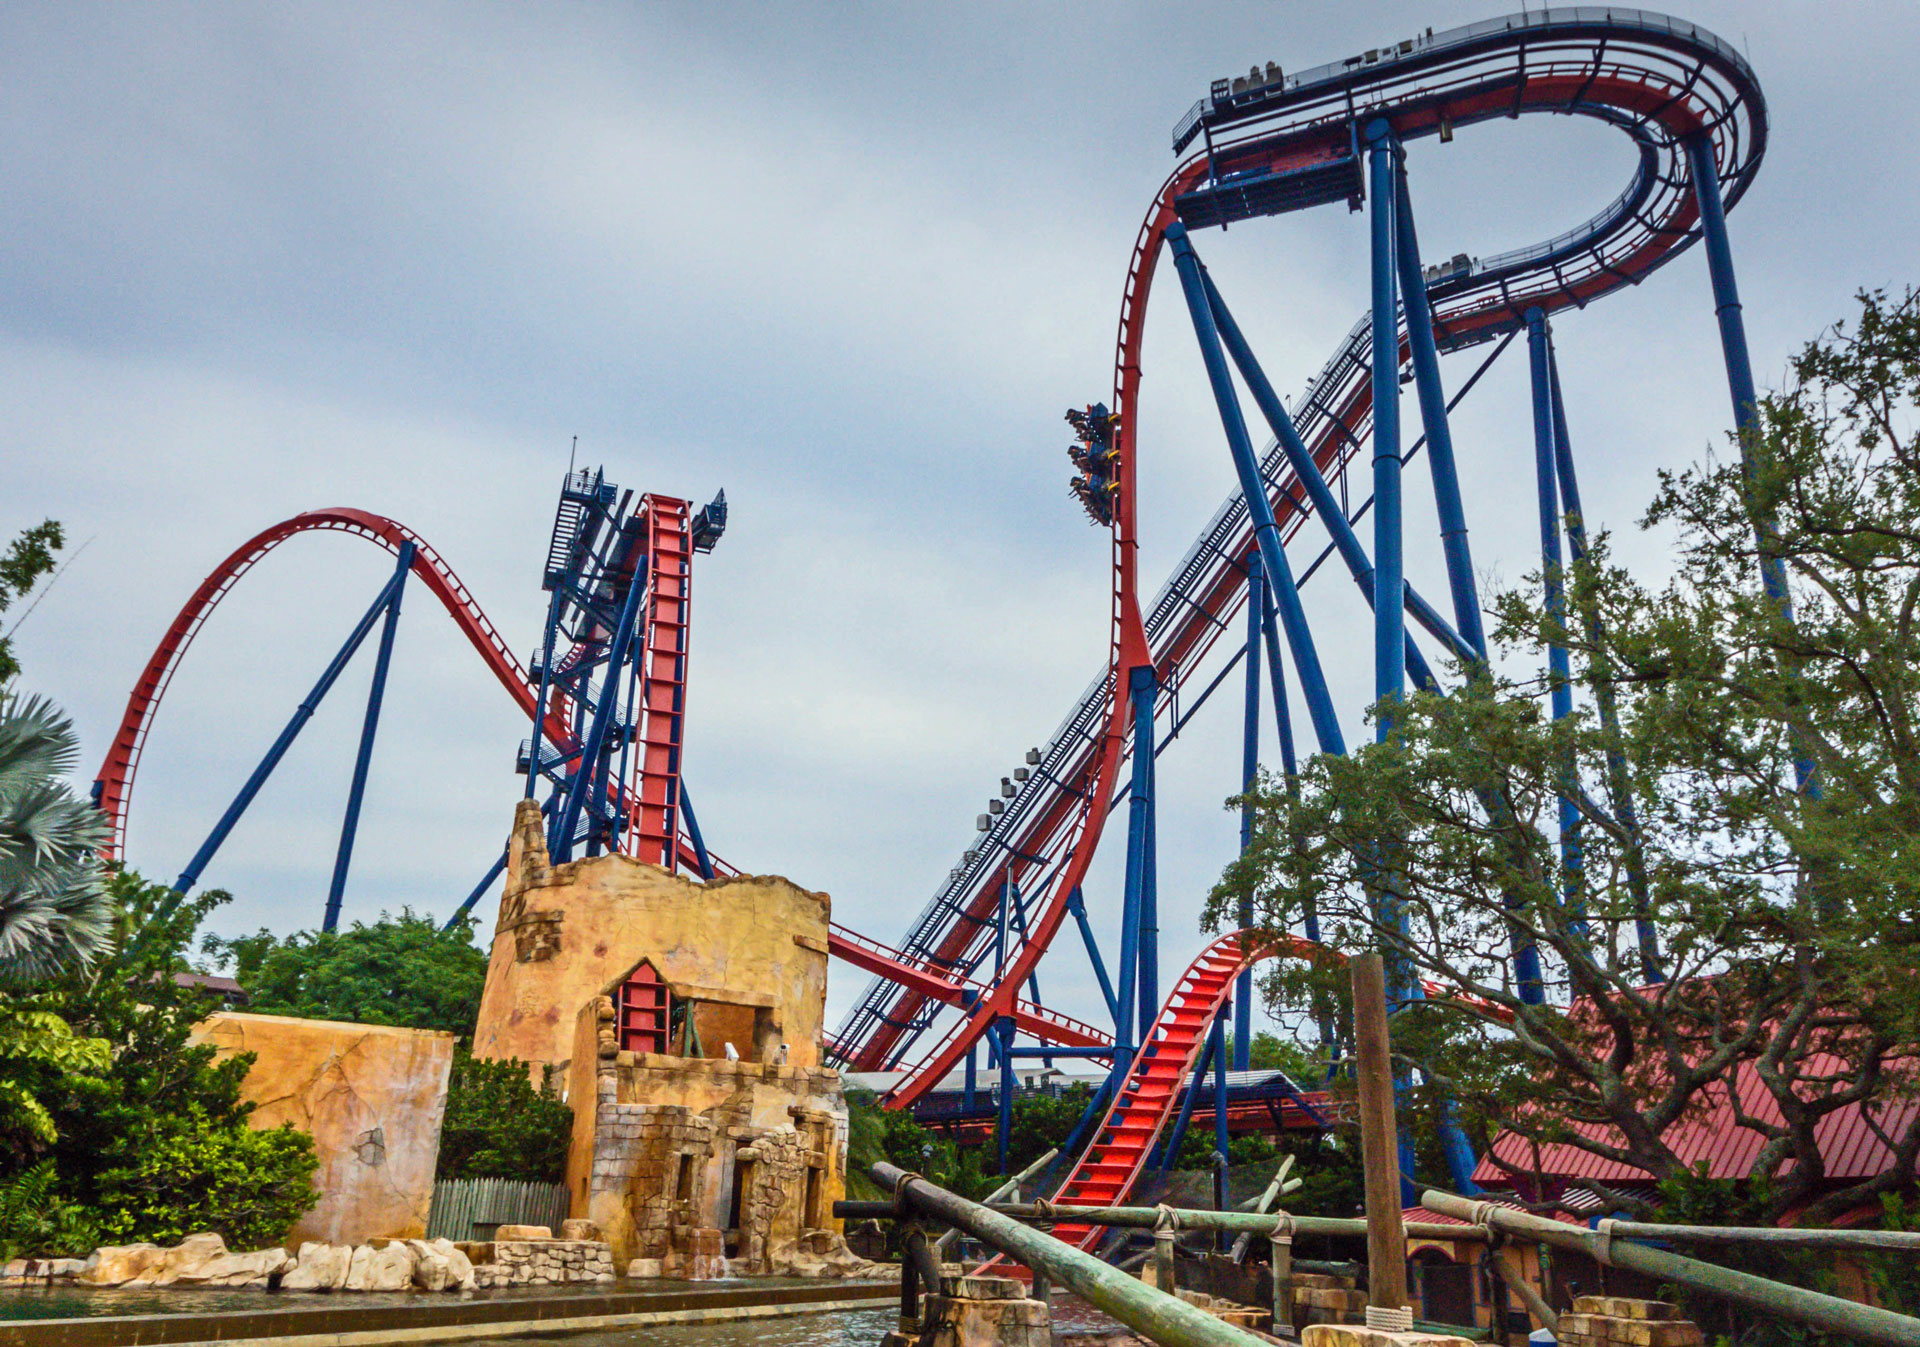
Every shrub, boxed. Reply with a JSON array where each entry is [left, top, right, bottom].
[[435, 1051, 573, 1183], [90, 1111, 318, 1250]]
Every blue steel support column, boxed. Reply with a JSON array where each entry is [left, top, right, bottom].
[[997, 1017, 1015, 1174], [1210, 1004, 1230, 1181], [552, 557, 651, 862], [1166, 223, 1346, 758], [443, 846, 509, 932], [1202, 270, 1468, 678], [324, 542, 414, 933], [1368, 119, 1421, 1196], [1685, 131, 1823, 850], [1067, 887, 1122, 1025], [173, 563, 410, 897], [1548, 352, 1660, 980], [1139, 770, 1159, 1048], [1527, 310, 1586, 942], [1114, 667, 1157, 1072], [678, 781, 716, 880], [1235, 555, 1263, 1074], [963, 990, 980, 1111], [1367, 120, 1406, 743], [524, 587, 563, 800], [1684, 133, 1797, 622], [1205, 270, 1459, 679], [1393, 156, 1487, 661]]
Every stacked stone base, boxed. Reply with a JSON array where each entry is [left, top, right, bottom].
[[1291, 1270, 1369, 1331], [1558, 1297, 1704, 1347], [882, 1270, 1050, 1347], [1173, 1287, 1272, 1333], [466, 1237, 616, 1288], [1299, 1327, 1477, 1347]]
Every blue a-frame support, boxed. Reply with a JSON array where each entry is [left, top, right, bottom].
[[325, 542, 415, 933]]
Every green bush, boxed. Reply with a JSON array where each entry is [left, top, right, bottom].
[[435, 1051, 573, 1183], [90, 1112, 318, 1250], [0, 1162, 97, 1260], [0, 871, 322, 1254]]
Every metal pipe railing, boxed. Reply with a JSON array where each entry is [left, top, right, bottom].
[[1421, 1189, 1920, 1347], [871, 1162, 1274, 1347], [1603, 1220, 1920, 1252], [839, 1196, 1486, 1245]]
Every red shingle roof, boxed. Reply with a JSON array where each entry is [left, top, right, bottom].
[[1473, 1050, 1919, 1189]]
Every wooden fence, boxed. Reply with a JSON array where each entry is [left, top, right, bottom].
[[426, 1177, 571, 1241]]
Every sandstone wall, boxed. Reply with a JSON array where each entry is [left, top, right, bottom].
[[471, 797, 832, 1077], [565, 993, 847, 1268], [189, 1012, 455, 1249]]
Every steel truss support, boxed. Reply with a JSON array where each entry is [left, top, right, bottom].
[[1546, 349, 1661, 980], [324, 542, 414, 933], [1165, 223, 1346, 759], [551, 553, 650, 863], [1234, 554, 1263, 1074], [1526, 309, 1588, 942], [174, 557, 414, 898]]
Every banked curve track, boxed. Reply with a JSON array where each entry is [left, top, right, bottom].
[[978, 930, 1513, 1270], [91, 507, 568, 863], [837, 8, 1766, 1106], [92, 508, 1110, 1045]]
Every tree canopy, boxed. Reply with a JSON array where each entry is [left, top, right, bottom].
[[1210, 289, 1920, 1226], [209, 909, 488, 1042]]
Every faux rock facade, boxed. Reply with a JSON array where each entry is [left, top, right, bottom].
[[188, 1012, 455, 1247], [565, 988, 858, 1273], [471, 799, 858, 1275], [467, 1234, 616, 1288], [473, 798, 832, 1078]]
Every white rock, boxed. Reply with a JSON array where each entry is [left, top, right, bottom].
[[429, 1238, 476, 1291], [283, 1242, 352, 1291], [405, 1239, 453, 1292], [151, 1233, 229, 1286], [361, 1242, 413, 1291], [340, 1244, 375, 1290]]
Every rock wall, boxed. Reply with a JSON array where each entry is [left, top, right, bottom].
[[188, 1012, 455, 1248], [566, 993, 849, 1270], [471, 798, 832, 1078]]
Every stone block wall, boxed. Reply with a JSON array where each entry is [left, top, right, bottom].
[[565, 993, 848, 1272], [469, 1237, 615, 1288]]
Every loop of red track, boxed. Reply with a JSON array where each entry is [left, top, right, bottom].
[[869, 13, 1764, 1107], [92, 508, 572, 862]]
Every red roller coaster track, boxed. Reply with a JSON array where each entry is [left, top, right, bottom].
[[91, 508, 571, 863], [90, 507, 1088, 1034], [847, 10, 1767, 1110]]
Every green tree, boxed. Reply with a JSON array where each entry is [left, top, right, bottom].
[[1209, 289, 1920, 1227], [0, 871, 319, 1252], [208, 910, 487, 1041], [0, 520, 62, 685], [844, 1087, 961, 1200], [0, 692, 114, 982], [434, 1050, 574, 1183]]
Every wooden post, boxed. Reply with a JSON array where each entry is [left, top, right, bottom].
[[1270, 1228, 1294, 1334], [1351, 951, 1410, 1312]]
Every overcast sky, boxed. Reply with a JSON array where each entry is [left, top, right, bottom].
[[5, 3, 1916, 1039]]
